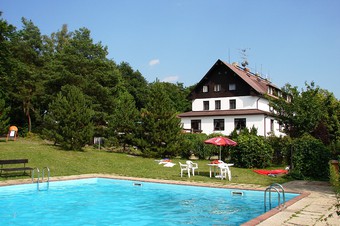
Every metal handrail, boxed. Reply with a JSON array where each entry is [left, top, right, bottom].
[[264, 183, 286, 211], [270, 183, 286, 206], [42, 167, 50, 190], [32, 167, 50, 191], [264, 186, 280, 211], [32, 168, 40, 190]]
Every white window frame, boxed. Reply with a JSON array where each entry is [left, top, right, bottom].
[[203, 101, 209, 110], [191, 120, 202, 132], [229, 83, 236, 91], [234, 118, 246, 130], [215, 100, 221, 110], [214, 84, 221, 92], [214, 119, 225, 131], [203, 85, 208, 93], [229, 99, 236, 109]]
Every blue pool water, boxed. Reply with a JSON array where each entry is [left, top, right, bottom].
[[0, 178, 299, 225]]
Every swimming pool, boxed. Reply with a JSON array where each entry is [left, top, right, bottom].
[[0, 178, 299, 225]]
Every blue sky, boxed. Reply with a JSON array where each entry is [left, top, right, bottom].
[[2, 0, 340, 98]]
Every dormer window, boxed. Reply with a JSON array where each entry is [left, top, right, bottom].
[[229, 83, 236, 91], [268, 86, 273, 95], [203, 85, 208, 93], [287, 95, 292, 103], [214, 84, 221, 92]]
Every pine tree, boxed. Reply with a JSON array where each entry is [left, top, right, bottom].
[[108, 91, 139, 151], [139, 82, 183, 158], [43, 85, 95, 150]]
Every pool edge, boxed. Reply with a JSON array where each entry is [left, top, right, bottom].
[[0, 173, 308, 225]]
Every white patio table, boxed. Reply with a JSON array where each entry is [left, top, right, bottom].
[[207, 163, 234, 178]]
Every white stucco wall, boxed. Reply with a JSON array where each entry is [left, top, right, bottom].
[[192, 96, 270, 112], [183, 95, 285, 137], [181, 115, 285, 137]]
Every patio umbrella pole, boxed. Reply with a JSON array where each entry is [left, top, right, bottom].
[[219, 146, 221, 161]]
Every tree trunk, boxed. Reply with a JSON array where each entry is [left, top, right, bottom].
[[27, 112, 31, 132]]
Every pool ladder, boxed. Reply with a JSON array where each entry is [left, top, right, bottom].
[[32, 167, 50, 191], [264, 183, 286, 211]]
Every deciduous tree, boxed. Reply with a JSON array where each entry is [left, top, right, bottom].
[[269, 82, 340, 145]]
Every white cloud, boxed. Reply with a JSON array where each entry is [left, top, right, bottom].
[[162, 76, 179, 83], [149, 59, 160, 66]]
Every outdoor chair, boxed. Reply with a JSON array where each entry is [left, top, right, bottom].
[[186, 160, 199, 176], [217, 163, 231, 181], [179, 162, 190, 178]]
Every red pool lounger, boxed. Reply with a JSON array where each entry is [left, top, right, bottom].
[[253, 169, 288, 175]]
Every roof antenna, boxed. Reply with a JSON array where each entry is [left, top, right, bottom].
[[228, 48, 231, 63], [239, 48, 250, 68]]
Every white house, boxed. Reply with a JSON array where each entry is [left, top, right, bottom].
[[178, 59, 286, 137]]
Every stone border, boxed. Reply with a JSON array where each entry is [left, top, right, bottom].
[[242, 191, 310, 226]]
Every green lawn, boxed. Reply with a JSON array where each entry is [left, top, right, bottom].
[[0, 138, 291, 186]]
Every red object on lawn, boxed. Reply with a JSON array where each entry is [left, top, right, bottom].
[[204, 136, 237, 160], [253, 169, 288, 175]]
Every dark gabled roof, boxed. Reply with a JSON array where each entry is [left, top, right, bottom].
[[223, 59, 281, 94], [191, 59, 279, 97], [224, 61, 268, 94], [178, 109, 271, 118]]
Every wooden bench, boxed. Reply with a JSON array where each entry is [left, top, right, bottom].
[[0, 159, 33, 176]]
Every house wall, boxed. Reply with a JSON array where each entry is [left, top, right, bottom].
[[181, 114, 285, 137], [192, 96, 270, 112]]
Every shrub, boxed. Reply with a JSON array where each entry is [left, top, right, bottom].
[[230, 134, 274, 168], [290, 134, 330, 179], [266, 135, 292, 165], [328, 160, 340, 219], [180, 133, 208, 159], [329, 161, 339, 191]]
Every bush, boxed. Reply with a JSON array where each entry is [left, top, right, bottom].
[[290, 134, 330, 179], [266, 135, 292, 165], [330, 161, 340, 191], [180, 133, 208, 159], [329, 160, 340, 218], [180, 133, 232, 160], [230, 134, 274, 168]]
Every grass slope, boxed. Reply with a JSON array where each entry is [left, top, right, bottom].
[[0, 138, 290, 186]]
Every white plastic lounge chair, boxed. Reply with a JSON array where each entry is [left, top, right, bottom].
[[217, 163, 231, 181], [186, 161, 199, 176], [179, 162, 190, 178]]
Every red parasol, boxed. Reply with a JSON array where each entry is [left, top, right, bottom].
[[204, 136, 237, 160]]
